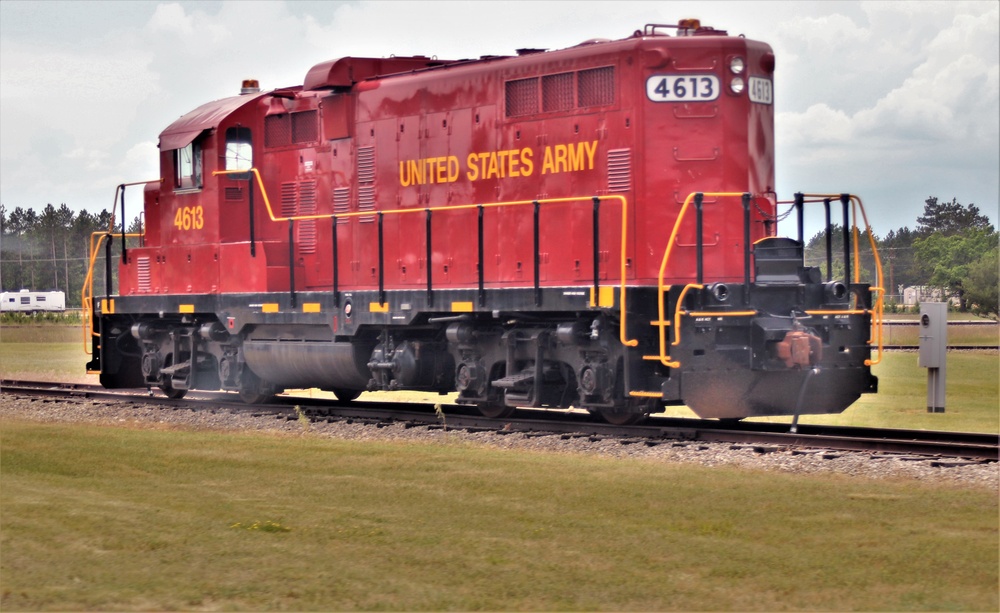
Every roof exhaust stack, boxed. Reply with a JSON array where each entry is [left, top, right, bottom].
[[241, 79, 260, 95]]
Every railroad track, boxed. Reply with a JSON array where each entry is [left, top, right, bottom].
[[3, 379, 996, 462]]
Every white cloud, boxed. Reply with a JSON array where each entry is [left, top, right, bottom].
[[775, 0, 998, 227], [147, 3, 196, 37]]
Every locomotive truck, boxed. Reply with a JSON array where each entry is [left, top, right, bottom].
[[85, 20, 883, 424]]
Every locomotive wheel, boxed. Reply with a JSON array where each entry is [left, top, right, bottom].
[[478, 403, 516, 419], [332, 388, 362, 403], [238, 368, 275, 404], [159, 382, 187, 400], [597, 407, 648, 426], [238, 387, 274, 405]]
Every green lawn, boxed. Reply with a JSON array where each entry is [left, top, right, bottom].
[[1, 419, 996, 611]]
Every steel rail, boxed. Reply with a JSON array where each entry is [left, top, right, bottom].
[[2, 380, 995, 461]]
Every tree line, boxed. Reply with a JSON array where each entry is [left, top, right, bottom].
[[803, 197, 998, 317], [1, 197, 997, 317], [0, 203, 125, 308]]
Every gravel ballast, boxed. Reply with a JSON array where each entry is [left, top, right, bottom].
[[1, 393, 997, 491]]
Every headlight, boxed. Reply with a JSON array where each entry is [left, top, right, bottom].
[[730, 76, 745, 94], [729, 57, 745, 74]]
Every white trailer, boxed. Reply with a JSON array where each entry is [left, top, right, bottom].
[[1, 289, 66, 313]]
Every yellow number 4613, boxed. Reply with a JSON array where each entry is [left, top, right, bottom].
[[174, 205, 204, 231]]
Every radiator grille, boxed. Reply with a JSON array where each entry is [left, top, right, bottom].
[[265, 115, 291, 148], [505, 66, 615, 118], [578, 66, 615, 107], [505, 77, 539, 117], [292, 110, 318, 144], [542, 72, 574, 112]]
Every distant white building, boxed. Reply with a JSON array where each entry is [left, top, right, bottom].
[[901, 286, 959, 307]]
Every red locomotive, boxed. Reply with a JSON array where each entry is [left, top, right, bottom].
[[86, 20, 884, 423]]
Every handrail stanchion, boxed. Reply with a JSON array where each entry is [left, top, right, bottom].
[[104, 233, 114, 299], [592, 196, 601, 304], [119, 185, 127, 263], [377, 212, 385, 307], [841, 194, 851, 287], [248, 175, 256, 257], [332, 216, 339, 307], [824, 198, 832, 282], [477, 205, 485, 307], [533, 200, 541, 307], [425, 209, 433, 308], [742, 193, 751, 306], [794, 192, 804, 245], [288, 219, 297, 309], [695, 193, 704, 285]]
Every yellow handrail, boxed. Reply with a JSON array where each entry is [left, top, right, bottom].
[[83, 180, 158, 354], [793, 193, 884, 365], [81, 231, 108, 352], [213, 167, 640, 348], [82, 231, 145, 354], [652, 192, 748, 368]]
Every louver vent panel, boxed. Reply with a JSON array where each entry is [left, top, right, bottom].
[[607, 148, 632, 193], [358, 186, 375, 223], [356, 147, 376, 223], [333, 187, 351, 225], [137, 256, 151, 293], [297, 181, 317, 254], [356, 147, 376, 184], [280, 182, 298, 216]]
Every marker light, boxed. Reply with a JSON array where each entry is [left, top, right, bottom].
[[730, 76, 745, 94], [729, 57, 745, 74]]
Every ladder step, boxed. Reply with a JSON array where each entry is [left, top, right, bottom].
[[492, 370, 535, 389], [159, 360, 191, 376]]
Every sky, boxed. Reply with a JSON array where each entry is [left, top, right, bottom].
[[1, 0, 997, 238]]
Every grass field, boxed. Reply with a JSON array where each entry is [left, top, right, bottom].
[[1, 419, 996, 611], [1, 325, 998, 610]]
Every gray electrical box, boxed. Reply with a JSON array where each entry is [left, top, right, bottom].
[[918, 302, 947, 412]]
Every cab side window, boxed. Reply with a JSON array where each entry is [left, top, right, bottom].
[[225, 127, 253, 171], [175, 140, 203, 190]]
